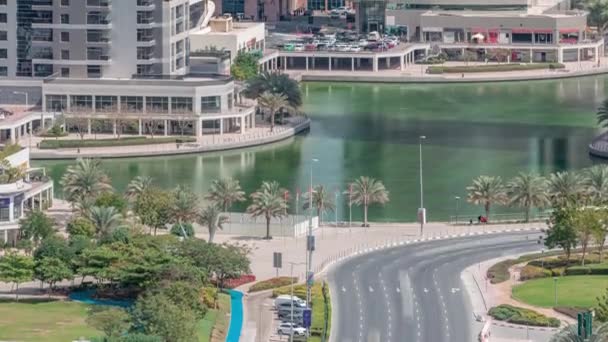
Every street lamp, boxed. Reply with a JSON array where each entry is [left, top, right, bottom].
[[289, 261, 306, 341], [306, 158, 319, 309], [553, 277, 558, 306], [418, 135, 426, 236], [454, 196, 461, 225]]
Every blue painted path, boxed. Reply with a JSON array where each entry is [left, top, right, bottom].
[[226, 290, 244, 342]]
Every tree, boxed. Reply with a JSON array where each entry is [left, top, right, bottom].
[[545, 207, 578, 262], [66, 216, 96, 238], [257, 91, 289, 132], [34, 256, 73, 292], [303, 185, 336, 226], [131, 292, 198, 342], [244, 71, 302, 108], [134, 189, 173, 235], [205, 178, 246, 212], [95, 192, 128, 214], [0, 253, 34, 300], [68, 117, 88, 140], [60, 158, 112, 205], [231, 52, 260, 81], [350, 176, 390, 227], [33, 235, 72, 263], [246, 181, 288, 239], [587, 0, 608, 35], [506, 173, 549, 222], [597, 288, 608, 322], [19, 210, 55, 246], [548, 171, 585, 207], [125, 176, 154, 202], [466, 175, 506, 220], [584, 165, 608, 205], [86, 307, 131, 340], [573, 208, 602, 266], [170, 223, 195, 238], [198, 204, 229, 243], [89, 206, 123, 236], [171, 185, 199, 231], [594, 209, 608, 262]]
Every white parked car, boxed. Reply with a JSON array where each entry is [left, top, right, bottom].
[[335, 43, 350, 51], [275, 295, 306, 308], [358, 39, 369, 47], [350, 45, 362, 52], [278, 322, 307, 336], [294, 43, 304, 51]]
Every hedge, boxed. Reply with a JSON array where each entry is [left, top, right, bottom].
[[39, 136, 196, 149], [273, 282, 331, 339], [520, 265, 552, 281], [249, 277, 298, 293], [565, 263, 608, 276], [427, 63, 565, 74], [488, 304, 561, 327]]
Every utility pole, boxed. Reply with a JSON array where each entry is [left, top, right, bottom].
[[306, 158, 318, 309], [418, 135, 426, 236]]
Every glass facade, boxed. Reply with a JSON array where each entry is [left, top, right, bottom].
[[222, 0, 244, 16], [358, 0, 386, 33]]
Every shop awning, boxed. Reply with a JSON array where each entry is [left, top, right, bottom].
[[512, 28, 533, 33], [534, 29, 554, 33], [559, 28, 580, 33]]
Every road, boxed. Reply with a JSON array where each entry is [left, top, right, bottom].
[[328, 231, 544, 342]]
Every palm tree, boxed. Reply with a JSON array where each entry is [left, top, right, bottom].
[[548, 171, 585, 206], [257, 91, 289, 132], [88, 206, 122, 236], [506, 173, 549, 222], [0, 159, 24, 184], [60, 158, 112, 205], [205, 178, 246, 212], [598, 99, 608, 128], [125, 176, 153, 202], [198, 204, 229, 243], [584, 165, 608, 205], [246, 181, 288, 239], [171, 185, 199, 229], [466, 176, 506, 220], [303, 185, 336, 226], [350, 176, 390, 227], [549, 322, 608, 341], [243, 71, 302, 108]]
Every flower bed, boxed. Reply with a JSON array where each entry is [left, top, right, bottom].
[[488, 304, 560, 327], [249, 277, 298, 293]]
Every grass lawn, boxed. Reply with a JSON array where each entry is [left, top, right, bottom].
[[0, 299, 100, 342], [512, 275, 608, 308], [198, 293, 231, 342]]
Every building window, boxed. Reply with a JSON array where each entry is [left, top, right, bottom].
[[13, 201, 21, 221], [228, 93, 233, 109], [146, 97, 169, 113], [87, 65, 101, 78], [201, 96, 221, 112], [95, 96, 117, 112], [0, 206, 9, 222], [70, 95, 93, 112], [46, 95, 67, 111], [61, 32, 70, 42], [61, 0, 70, 6], [61, 14, 70, 24], [0, 49, 7, 59], [0, 66, 7, 77], [34, 64, 53, 77], [171, 97, 193, 113], [61, 49, 70, 59], [121, 96, 143, 113], [0, 13, 6, 23], [0, 31, 6, 41], [61, 67, 70, 77]]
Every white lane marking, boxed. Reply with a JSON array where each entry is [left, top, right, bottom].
[[369, 286, 374, 293], [396, 287, 400, 293], [423, 288, 428, 293], [342, 286, 347, 292]]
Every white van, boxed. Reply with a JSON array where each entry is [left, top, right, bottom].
[[275, 295, 306, 308]]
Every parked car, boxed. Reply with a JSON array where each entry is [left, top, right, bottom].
[[335, 43, 350, 51], [358, 39, 369, 47], [275, 295, 306, 308], [278, 322, 307, 336], [350, 45, 362, 52], [294, 43, 305, 51]]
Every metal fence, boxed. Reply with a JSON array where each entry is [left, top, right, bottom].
[[214, 212, 319, 238]]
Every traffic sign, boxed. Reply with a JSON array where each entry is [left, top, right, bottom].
[[273, 252, 282, 269], [303, 308, 312, 328]]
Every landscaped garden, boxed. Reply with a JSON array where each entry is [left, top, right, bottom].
[[513, 275, 608, 309], [38, 136, 196, 149], [427, 62, 565, 74]]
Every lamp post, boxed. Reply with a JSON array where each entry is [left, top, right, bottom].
[[334, 190, 338, 228], [418, 135, 426, 236], [454, 196, 461, 225], [306, 158, 319, 310], [553, 277, 558, 306], [348, 183, 353, 234], [289, 261, 306, 341]]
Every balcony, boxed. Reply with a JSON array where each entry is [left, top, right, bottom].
[[87, 0, 111, 8], [136, 0, 156, 11]]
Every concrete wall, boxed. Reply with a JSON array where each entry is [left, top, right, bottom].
[[419, 13, 586, 31]]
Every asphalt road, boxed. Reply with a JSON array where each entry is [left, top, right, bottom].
[[328, 231, 544, 342]]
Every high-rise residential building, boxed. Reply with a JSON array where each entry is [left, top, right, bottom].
[[0, 0, 192, 80]]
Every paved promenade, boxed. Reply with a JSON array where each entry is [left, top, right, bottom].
[[28, 117, 310, 159], [294, 60, 608, 83]]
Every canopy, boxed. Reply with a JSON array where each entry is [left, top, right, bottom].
[[472, 33, 485, 40]]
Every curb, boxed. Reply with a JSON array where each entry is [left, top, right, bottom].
[[491, 321, 559, 332]]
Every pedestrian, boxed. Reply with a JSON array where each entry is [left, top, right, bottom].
[[477, 215, 482, 224], [469, 219, 473, 225], [461, 73, 464, 78]]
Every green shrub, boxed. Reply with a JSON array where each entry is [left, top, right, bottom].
[[0, 144, 22, 159], [520, 265, 552, 281], [39, 136, 196, 149], [565, 266, 591, 275], [170, 223, 194, 238], [427, 63, 565, 74], [488, 304, 561, 327], [40, 124, 68, 138], [250, 277, 298, 293], [200, 286, 218, 308]]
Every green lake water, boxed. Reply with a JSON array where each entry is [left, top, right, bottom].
[[35, 76, 607, 222]]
